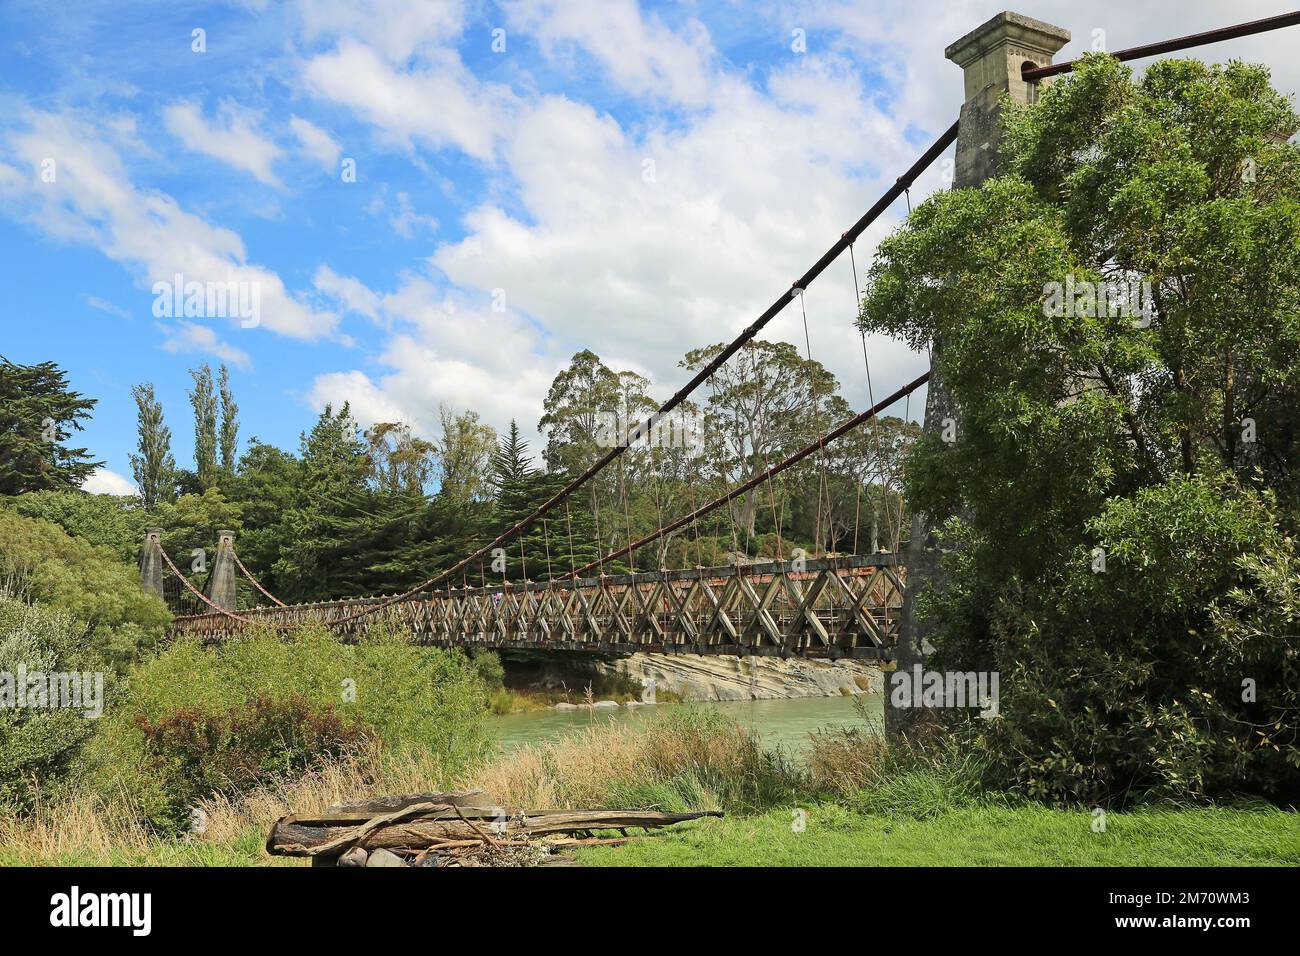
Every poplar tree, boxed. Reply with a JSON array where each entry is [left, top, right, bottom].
[[129, 383, 176, 509]]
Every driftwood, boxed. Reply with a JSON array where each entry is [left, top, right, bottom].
[[267, 790, 721, 866]]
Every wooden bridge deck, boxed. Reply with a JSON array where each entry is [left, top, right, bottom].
[[167, 555, 906, 659]]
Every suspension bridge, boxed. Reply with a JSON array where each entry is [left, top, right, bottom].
[[145, 9, 1300, 662]]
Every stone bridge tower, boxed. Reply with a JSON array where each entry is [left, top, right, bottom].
[[886, 12, 1070, 735]]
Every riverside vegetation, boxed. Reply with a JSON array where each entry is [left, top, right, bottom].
[[3, 52, 1300, 865]]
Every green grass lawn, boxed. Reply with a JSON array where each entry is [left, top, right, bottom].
[[575, 803, 1300, 867]]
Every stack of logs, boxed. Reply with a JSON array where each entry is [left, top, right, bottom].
[[266, 790, 720, 867]]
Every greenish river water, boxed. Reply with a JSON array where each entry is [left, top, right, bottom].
[[488, 693, 882, 759]]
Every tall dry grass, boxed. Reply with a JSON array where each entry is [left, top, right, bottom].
[[1, 707, 803, 865]]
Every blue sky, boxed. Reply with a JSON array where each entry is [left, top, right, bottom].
[[2, 0, 1295, 494]]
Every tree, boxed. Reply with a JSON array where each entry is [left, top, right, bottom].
[[436, 406, 496, 503], [538, 350, 621, 476], [859, 54, 1300, 804], [152, 488, 243, 573], [225, 438, 303, 592], [129, 383, 176, 509], [490, 470, 602, 581], [11, 489, 149, 563], [271, 404, 373, 601], [682, 340, 840, 542], [491, 419, 534, 488], [218, 364, 239, 477], [0, 509, 171, 670], [0, 356, 101, 495], [365, 422, 437, 495], [188, 364, 218, 491]]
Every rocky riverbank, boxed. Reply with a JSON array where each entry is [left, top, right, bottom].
[[591, 653, 882, 703]]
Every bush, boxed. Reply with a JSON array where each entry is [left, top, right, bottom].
[[938, 477, 1300, 806], [88, 623, 491, 830], [808, 712, 998, 817], [10, 490, 148, 563], [468, 649, 505, 691], [134, 696, 373, 831], [0, 593, 111, 811], [0, 509, 169, 670]]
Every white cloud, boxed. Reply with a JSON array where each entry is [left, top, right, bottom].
[[0, 107, 341, 342], [292, 0, 468, 63], [389, 191, 438, 238], [84, 294, 132, 320], [158, 320, 253, 369], [292, 6, 941, 430], [430, 63, 925, 413], [502, 0, 717, 106], [313, 265, 383, 322], [81, 468, 136, 496], [311, 273, 557, 441], [289, 115, 342, 172], [300, 41, 512, 161], [163, 100, 283, 187], [308, 369, 413, 427]]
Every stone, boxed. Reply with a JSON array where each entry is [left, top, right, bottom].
[[365, 848, 407, 867], [337, 846, 368, 867], [553, 702, 578, 711], [592, 652, 882, 702], [592, 700, 620, 708], [889, 10, 1069, 738]]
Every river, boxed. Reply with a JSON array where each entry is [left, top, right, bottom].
[[488, 693, 883, 759]]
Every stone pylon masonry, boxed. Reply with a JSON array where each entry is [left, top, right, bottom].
[[203, 529, 238, 611], [139, 526, 164, 599], [885, 12, 1070, 736]]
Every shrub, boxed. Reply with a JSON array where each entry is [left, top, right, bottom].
[[133, 695, 372, 831], [10, 490, 148, 563], [0, 592, 111, 810], [88, 622, 491, 829], [468, 649, 505, 691], [472, 706, 804, 814], [939, 477, 1300, 806], [0, 509, 169, 670]]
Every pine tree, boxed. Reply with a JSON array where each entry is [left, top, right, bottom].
[[0, 356, 101, 494], [490, 419, 534, 490], [129, 382, 176, 509], [218, 363, 239, 476], [188, 364, 218, 491]]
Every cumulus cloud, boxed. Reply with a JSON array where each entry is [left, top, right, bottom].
[[289, 115, 342, 172], [311, 272, 557, 440], [502, 0, 717, 106], [300, 41, 513, 161], [158, 320, 253, 369], [81, 468, 136, 496], [0, 107, 340, 342], [163, 100, 284, 186]]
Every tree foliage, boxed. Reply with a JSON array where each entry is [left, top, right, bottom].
[[0, 357, 101, 495], [859, 54, 1300, 804], [129, 382, 176, 510]]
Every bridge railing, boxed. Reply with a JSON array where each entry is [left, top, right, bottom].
[[167, 554, 906, 660]]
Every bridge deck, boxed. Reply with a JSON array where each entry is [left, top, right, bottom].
[[168, 555, 905, 660]]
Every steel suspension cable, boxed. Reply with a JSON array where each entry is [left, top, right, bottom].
[[1022, 9, 1300, 81], [230, 547, 287, 607], [303, 122, 959, 628], [158, 545, 270, 626], [568, 370, 931, 577]]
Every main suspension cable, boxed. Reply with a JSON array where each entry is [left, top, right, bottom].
[[567, 371, 931, 577]]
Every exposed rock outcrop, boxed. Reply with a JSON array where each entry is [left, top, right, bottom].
[[593, 653, 883, 702]]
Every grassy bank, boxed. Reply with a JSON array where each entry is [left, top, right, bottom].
[[577, 802, 1300, 866], [3, 705, 1295, 867]]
